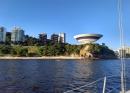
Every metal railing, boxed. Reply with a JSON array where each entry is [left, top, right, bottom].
[[63, 75, 125, 93]]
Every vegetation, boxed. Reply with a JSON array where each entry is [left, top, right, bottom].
[[86, 43, 116, 58], [23, 35, 39, 46], [0, 45, 12, 55], [0, 43, 117, 58]]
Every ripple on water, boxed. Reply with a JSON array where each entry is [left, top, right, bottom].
[[0, 59, 129, 93]]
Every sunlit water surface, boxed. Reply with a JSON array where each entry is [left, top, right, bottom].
[[0, 59, 130, 93]]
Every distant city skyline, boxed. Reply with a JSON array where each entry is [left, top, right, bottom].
[[0, 0, 130, 50], [0, 26, 66, 45], [0, 26, 66, 40]]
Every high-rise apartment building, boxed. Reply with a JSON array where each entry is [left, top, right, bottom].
[[11, 27, 25, 42], [39, 33, 47, 45], [0, 27, 6, 42], [51, 34, 59, 44], [58, 33, 66, 43], [6, 32, 11, 43]]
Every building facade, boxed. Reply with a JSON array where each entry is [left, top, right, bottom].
[[125, 47, 130, 54], [11, 27, 25, 43], [39, 33, 47, 45], [6, 32, 11, 43], [0, 27, 6, 42], [118, 47, 130, 58], [58, 33, 66, 43], [51, 34, 59, 44], [118, 48, 126, 58]]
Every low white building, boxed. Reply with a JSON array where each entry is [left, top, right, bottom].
[[118, 47, 130, 58]]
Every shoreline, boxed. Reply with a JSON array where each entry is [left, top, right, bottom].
[[0, 56, 84, 60]]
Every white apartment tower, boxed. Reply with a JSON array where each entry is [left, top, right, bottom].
[[58, 33, 66, 43], [11, 27, 25, 42]]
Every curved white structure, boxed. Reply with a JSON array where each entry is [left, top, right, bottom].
[[74, 34, 103, 44]]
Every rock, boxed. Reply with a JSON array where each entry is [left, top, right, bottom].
[[80, 45, 93, 58]]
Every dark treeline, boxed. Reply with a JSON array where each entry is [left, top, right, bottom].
[[0, 43, 82, 57], [0, 43, 116, 58]]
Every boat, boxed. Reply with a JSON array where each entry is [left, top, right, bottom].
[[63, 0, 129, 93]]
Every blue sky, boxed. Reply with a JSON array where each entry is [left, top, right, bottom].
[[0, 0, 130, 50]]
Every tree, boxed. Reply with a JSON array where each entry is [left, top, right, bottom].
[[11, 46, 28, 56], [65, 44, 74, 55], [19, 48, 28, 56], [38, 46, 48, 56], [54, 43, 66, 56], [0, 45, 12, 54], [24, 35, 39, 46]]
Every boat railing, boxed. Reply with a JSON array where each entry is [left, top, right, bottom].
[[63, 75, 123, 93]]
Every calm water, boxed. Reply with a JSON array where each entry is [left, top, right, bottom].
[[0, 59, 130, 93]]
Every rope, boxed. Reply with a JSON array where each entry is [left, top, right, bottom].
[[64, 0, 127, 92], [63, 77, 104, 93], [63, 75, 119, 93], [118, 0, 126, 92]]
